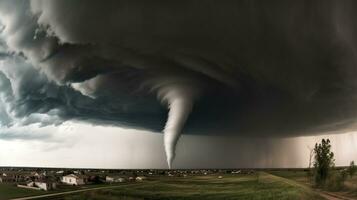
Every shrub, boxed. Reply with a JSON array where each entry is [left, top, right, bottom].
[[326, 169, 347, 191], [348, 161, 356, 178], [313, 139, 335, 186]]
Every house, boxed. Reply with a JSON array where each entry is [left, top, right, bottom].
[[62, 174, 87, 186], [135, 176, 147, 182], [31, 172, 40, 178], [106, 176, 125, 183], [25, 181, 56, 191]]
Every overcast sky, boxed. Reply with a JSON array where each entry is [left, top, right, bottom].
[[1, 1, 357, 168]]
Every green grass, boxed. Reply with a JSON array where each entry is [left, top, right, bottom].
[[270, 169, 357, 199], [0, 183, 47, 200], [59, 173, 323, 200], [0, 182, 121, 200], [268, 170, 311, 185]]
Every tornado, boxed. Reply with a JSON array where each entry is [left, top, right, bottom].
[[164, 96, 193, 168], [158, 85, 196, 169]]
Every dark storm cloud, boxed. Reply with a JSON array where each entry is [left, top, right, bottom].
[[0, 56, 165, 130], [1, 0, 357, 154]]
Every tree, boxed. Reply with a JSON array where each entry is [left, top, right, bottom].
[[348, 161, 356, 178], [313, 139, 335, 186]]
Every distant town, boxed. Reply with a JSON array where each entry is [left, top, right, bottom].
[[1, 165, 355, 200], [0, 167, 258, 192]]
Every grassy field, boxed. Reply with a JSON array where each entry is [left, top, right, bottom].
[[344, 175, 357, 197], [0, 183, 47, 200], [270, 169, 357, 199], [0, 182, 118, 200], [50, 172, 323, 200], [269, 170, 312, 185]]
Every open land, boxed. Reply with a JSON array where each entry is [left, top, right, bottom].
[[1, 168, 356, 200]]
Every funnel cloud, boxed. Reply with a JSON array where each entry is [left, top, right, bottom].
[[1, 1, 357, 167], [160, 85, 198, 168]]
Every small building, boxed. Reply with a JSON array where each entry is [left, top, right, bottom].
[[135, 176, 147, 182], [31, 172, 41, 178], [106, 176, 125, 183], [25, 181, 56, 191], [62, 174, 87, 186]]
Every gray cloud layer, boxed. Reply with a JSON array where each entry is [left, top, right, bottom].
[[1, 0, 357, 140]]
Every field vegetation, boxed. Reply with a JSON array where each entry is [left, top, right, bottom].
[[59, 173, 322, 200]]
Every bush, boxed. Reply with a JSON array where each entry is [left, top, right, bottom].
[[313, 139, 335, 187], [348, 161, 356, 178], [326, 170, 347, 191]]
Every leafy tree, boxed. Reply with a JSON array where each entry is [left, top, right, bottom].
[[348, 161, 356, 178], [313, 139, 335, 186]]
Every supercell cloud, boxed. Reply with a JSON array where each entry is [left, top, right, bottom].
[[1, 0, 357, 167]]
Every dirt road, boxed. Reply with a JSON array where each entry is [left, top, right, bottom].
[[318, 191, 357, 200]]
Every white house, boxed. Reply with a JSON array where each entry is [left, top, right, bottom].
[[106, 176, 125, 183], [135, 176, 147, 182], [20, 181, 56, 191], [62, 174, 86, 186]]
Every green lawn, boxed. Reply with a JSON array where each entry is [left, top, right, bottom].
[[0, 183, 47, 200], [59, 173, 323, 200], [0, 182, 119, 200]]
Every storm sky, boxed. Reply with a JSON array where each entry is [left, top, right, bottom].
[[1, 0, 357, 168]]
